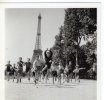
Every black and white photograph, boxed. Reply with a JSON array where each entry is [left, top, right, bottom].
[[4, 7, 97, 100], [0, 1, 101, 99]]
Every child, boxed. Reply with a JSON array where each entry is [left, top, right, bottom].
[[33, 55, 42, 85], [67, 61, 73, 83], [5, 61, 12, 81], [51, 62, 57, 84], [17, 57, 24, 83], [57, 62, 64, 85], [42, 49, 53, 83], [64, 65, 69, 83], [73, 65, 85, 83], [25, 58, 32, 82], [11, 63, 17, 82]]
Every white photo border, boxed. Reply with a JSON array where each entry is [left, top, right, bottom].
[[0, 2, 101, 100]]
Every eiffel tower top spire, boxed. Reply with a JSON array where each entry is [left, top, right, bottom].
[[37, 13, 41, 36], [35, 13, 42, 50]]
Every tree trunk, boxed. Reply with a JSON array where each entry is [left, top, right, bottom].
[[76, 49, 78, 66], [76, 43, 79, 67]]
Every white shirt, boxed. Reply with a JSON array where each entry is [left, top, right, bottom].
[[33, 59, 42, 69]]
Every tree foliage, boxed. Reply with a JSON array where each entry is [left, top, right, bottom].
[[52, 8, 97, 74]]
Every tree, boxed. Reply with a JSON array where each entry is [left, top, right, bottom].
[[51, 26, 66, 66], [63, 8, 97, 66], [52, 8, 97, 71]]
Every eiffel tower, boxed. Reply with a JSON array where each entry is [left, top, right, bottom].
[[31, 13, 43, 63]]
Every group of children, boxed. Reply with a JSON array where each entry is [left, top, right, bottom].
[[5, 49, 86, 85], [5, 57, 32, 83], [5, 56, 83, 85]]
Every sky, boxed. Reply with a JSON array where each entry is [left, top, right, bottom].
[[5, 8, 65, 64]]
